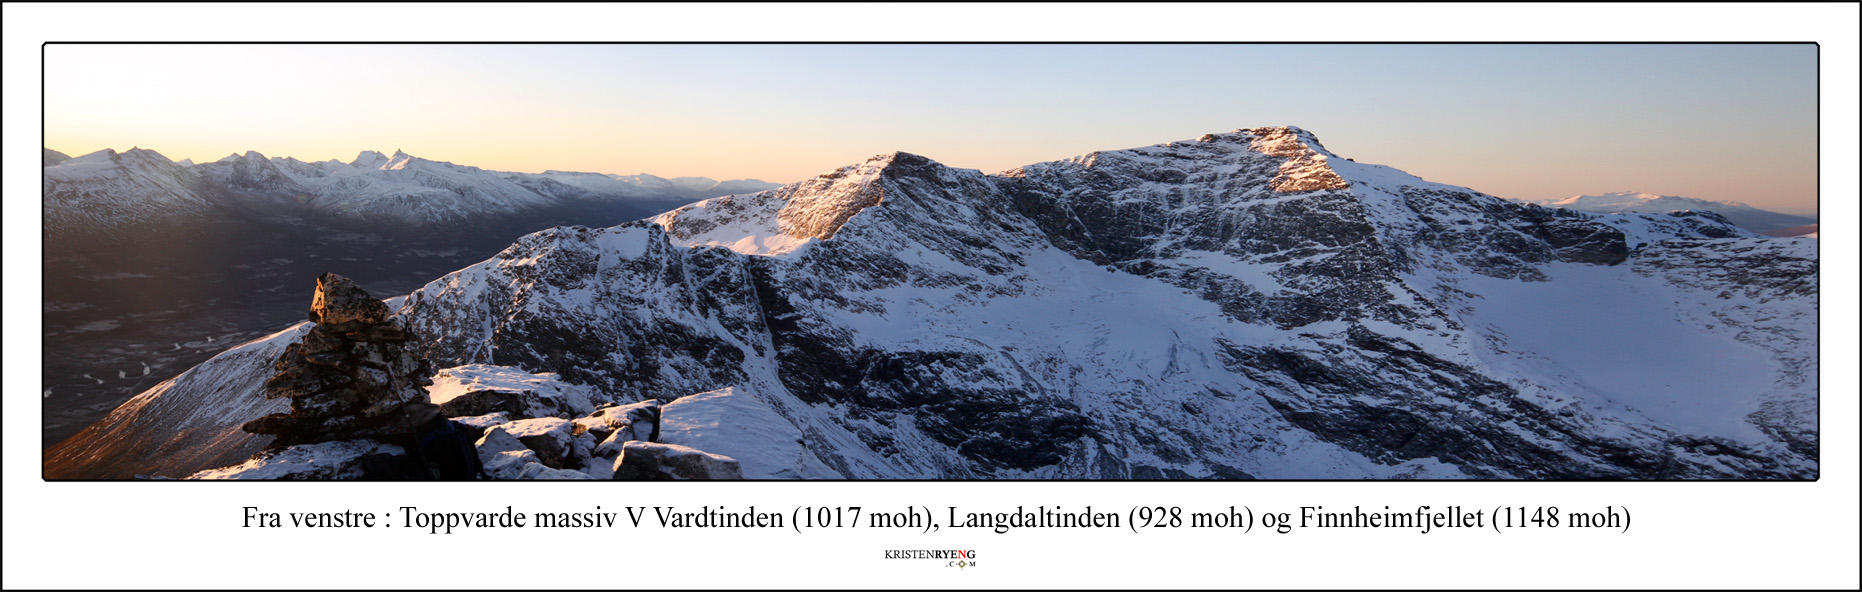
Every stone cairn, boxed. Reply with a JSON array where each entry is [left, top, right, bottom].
[[242, 272, 439, 448]]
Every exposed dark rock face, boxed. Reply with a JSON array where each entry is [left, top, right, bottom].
[[241, 273, 437, 448]]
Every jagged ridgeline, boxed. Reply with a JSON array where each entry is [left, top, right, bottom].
[[45, 127, 1818, 480]]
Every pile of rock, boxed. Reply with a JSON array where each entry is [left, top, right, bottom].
[[201, 309, 757, 479], [242, 273, 438, 448], [435, 391, 743, 480], [459, 397, 738, 480]]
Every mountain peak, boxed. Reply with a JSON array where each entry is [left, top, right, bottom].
[[384, 150, 419, 171], [1235, 126, 1347, 192], [217, 150, 269, 164], [351, 150, 389, 169], [63, 148, 119, 165], [120, 147, 171, 161], [862, 151, 948, 178]]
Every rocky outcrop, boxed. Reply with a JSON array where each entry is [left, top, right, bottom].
[[427, 364, 595, 420], [240, 273, 438, 448]]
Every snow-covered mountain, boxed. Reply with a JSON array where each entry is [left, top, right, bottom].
[[45, 127, 1818, 480], [1528, 191, 1816, 233], [41, 147, 237, 237], [43, 147, 781, 235], [610, 173, 782, 201]]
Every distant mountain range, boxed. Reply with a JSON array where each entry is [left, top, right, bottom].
[[1522, 191, 1816, 235], [42, 146, 780, 237], [1760, 224, 1818, 239]]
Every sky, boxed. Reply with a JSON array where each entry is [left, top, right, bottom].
[[44, 43, 1818, 214]]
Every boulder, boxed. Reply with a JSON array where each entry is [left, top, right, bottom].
[[309, 272, 390, 328], [475, 427, 596, 480], [579, 399, 659, 444], [427, 364, 596, 420], [592, 429, 629, 462], [571, 415, 614, 442], [510, 461, 595, 480], [481, 448, 543, 480], [611, 441, 742, 480], [475, 425, 529, 456], [497, 418, 577, 470], [436, 389, 536, 419]]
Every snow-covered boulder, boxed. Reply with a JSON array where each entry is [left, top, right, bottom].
[[473, 426, 591, 479], [487, 418, 577, 469], [187, 440, 403, 480], [427, 364, 596, 420], [481, 448, 543, 479], [572, 415, 613, 442], [481, 448, 591, 480], [476, 425, 528, 456], [575, 400, 660, 445], [659, 386, 841, 479], [520, 464, 594, 480], [611, 441, 742, 480]]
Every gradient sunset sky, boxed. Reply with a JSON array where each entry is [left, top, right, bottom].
[[45, 43, 1818, 215]]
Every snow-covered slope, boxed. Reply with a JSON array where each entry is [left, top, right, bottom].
[[43, 323, 305, 478], [50, 127, 1817, 480], [1529, 191, 1816, 233], [42, 148, 232, 237]]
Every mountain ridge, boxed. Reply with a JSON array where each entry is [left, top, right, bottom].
[[45, 127, 1817, 480], [43, 146, 782, 236], [1523, 191, 1815, 233]]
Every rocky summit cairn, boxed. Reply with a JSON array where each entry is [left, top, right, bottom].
[[242, 272, 438, 448]]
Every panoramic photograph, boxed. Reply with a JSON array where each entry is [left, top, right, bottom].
[[39, 43, 1818, 481]]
